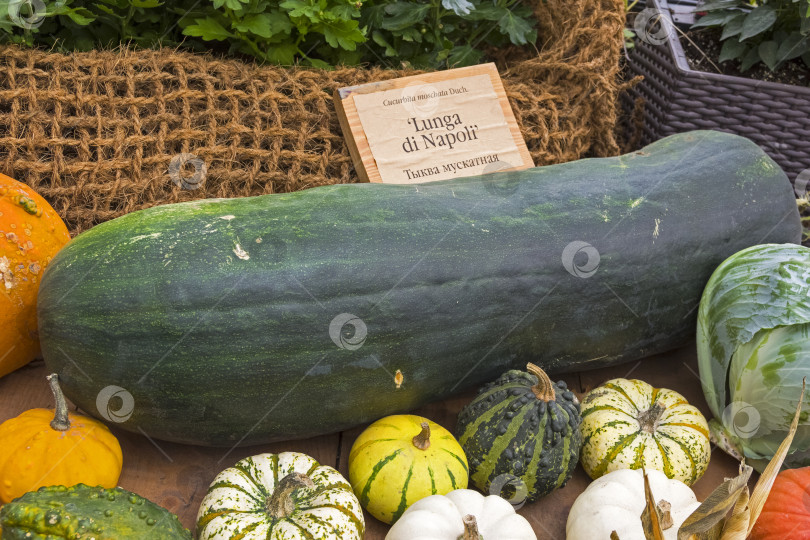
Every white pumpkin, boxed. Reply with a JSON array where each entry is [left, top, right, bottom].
[[566, 468, 700, 540], [196, 451, 364, 539], [386, 488, 536, 540]]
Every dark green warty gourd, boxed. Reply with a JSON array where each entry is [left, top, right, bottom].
[[456, 363, 582, 502]]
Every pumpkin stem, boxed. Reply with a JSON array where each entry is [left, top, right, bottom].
[[526, 363, 556, 401], [461, 514, 482, 540], [637, 403, 666, 434], [657, 499, 674, 530], [412, 422, 431, 450], [266, 472, 315, 519], [46, 373, 70, 431]]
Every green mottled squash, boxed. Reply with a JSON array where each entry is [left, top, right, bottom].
[[0, 484, 191, 539], [37, 130, 801, 446], [455, 363, 581, 502]]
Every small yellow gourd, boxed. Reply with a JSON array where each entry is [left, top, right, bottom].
[[0, 374, 123, 503], [348, 414, 468, 524]]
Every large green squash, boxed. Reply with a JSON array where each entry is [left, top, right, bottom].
[[0, 484, 191, 539], [37, 131, 801, 446]]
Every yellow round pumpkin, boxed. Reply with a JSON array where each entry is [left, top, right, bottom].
[[0, 374, 123, 503], [348, 414, 468, 524], [0, 173, 70, 379]]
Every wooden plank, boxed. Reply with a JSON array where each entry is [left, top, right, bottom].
[[333, 90, 369, 182], [334, 63, 533, 183], [0, 347, 747, 538], [0, 360, 53, 415]]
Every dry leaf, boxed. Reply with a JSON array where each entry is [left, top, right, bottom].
[[641, 469, 666, 540], [683, 522, 724, 540], [745, 378, 806, 536], [676, 463, 752, 540], [718, 485, 749, 540], [611, 532, 621, 540]]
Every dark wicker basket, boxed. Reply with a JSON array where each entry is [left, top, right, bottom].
[[622, 0, 810, 185]]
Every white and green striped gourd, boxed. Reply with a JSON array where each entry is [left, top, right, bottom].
[[196, 451, 364, 539], [579, 378, 710, 485]]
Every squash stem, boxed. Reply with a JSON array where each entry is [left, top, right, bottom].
[[46, 373, 70, 431], [638, 403, 666, 434], [657, 499, 674, 530], [412, 422, 431, 450], [461, 514, 482, 540], [266, 472, 315, 519], [526, 363, 556, 401]]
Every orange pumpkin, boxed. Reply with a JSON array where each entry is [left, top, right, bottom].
[[0, 173, 70, 378], [0, 374, 123, 503], [750, 466, 810, 540]]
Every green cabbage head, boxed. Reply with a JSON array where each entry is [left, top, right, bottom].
[[698, 243, 810, 472]]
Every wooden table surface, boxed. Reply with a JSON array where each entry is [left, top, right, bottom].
[[0, 345, 743, 539]]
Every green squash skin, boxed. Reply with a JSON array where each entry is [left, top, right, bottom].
[[37, 130, 801, 446], [0, 485, 191, 539], [456, 370, 582, 502]]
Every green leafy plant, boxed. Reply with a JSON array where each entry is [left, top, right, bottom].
[[181, 0, 366, 66], [0, 0, 366, 66], [0, 0, 537, 68], [363, 0, 537, 68], [692, 0, 810, 72], [623, 0, 641, 50]]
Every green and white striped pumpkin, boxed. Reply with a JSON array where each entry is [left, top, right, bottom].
[[196, 451, 364, 539], [455, 363, 582, 503], [579, 378, 710, 486]]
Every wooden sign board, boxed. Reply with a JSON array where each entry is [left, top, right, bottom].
[[334, 63, 534, 184]]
